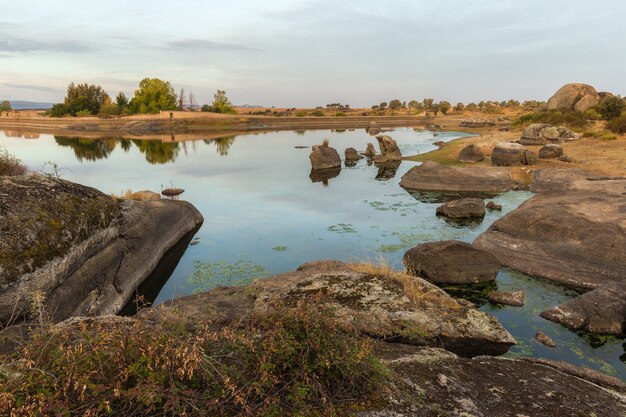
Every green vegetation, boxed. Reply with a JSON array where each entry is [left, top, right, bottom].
[[130, 78, 178, 114], [596, 96, 625, 120], [272, 246, 288, 251], [0, 100, 11, 111], [582, 130, 617, 141], [202, 90, 236, 114], [63, 82, 110, 116], [0, 146, 27, 176], [0, 304, 387, 416], [186, 259, 270, 292], [606, 115, 626, 135], [513, 109, 589, 130]]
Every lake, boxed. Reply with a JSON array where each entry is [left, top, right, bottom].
[[1, 127, 624, 379]]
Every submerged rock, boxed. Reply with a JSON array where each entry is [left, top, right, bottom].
[[487, 290, 525, 307], [491, 142, 538, 166], [535, 331, 557, 348], [547, 83, 600, 112], [458, 144, 484, 162], [374, 135, 402, 163], [400, 161, 520, 193], [403, 241, 500, 285], [435, 198, 485, 219], [309, 142, 341, 170], [0, 174, 204, 324]]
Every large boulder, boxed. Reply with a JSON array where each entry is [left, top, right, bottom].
[[435, 198, 486, 219], [540, 283, 626, 335], [539, 144, 564, 159], [547, 83, 601, 112], [491, 142, 538, 166], [458, 144, 484, 162], [400, 161, 520, 193], [473, 191, 626, 290], [403, 241, 500, 284], [0, 174, 204, 324], [146, 260, 516, 357], [374, 135, 402, 163], [520, 123, 578, 145], [309, 143, 341, 170]]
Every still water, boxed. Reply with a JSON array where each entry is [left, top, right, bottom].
[[1, 128, 624, 379]]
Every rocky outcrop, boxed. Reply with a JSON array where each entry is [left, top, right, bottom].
[[400, 161, 520, 193], [540, 283, 626, 336], [145, 260, 516, 357], [458, 144, 484, 162], [520, 123, 578, 146], [530, 168, 626, 195], [309, 143, 341, 170], [491, 142, 538, 166], [473, 190, 626, 289], [0, 174, 204, 324], [374, 135, 402, 163], [403, 241, 500, 285], [547, 83, 600, 112], [435, 198, 485, 219], [487, 290, 525, 307], [539, 144, 564, 159], [459, 118, 496, 128], [363, 344, 626, 417]]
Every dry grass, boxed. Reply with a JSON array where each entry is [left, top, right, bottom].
[[110, 188, 134, 199]]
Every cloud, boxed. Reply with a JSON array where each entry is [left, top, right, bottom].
[[165, 39, 256, 51], [0, 37, 94, 53], [0, 82, 60, 93]]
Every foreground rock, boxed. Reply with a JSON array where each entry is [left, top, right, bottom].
[[309, 142, 341, 170], [487, 290, 525, 307], [547, 83, 600, 112], [474, 190, 626, 289], [146, 260, 515, 357], [400, 161, 520, 193], [530, 168, 626, 195], [540, 283, 626, 336], [403, 241, 500, 284], [374, 135, 402, 163], [458, 144, 484, 162], [436, 198, 485, 219], [363, 344, 626, 417], [0, 174, 204, 324], [539, 143, 564, 159], [491, 142, 538, 166], [520, 123, 578, 146]]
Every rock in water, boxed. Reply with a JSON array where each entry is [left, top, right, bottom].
[[367, 121, 381, 135], [309, 143, 341, 170], [486, 201, 502, 210], [540, 283, 626, 335], [520, 123, 578, 146], [403, 240, 501, 284], [0, 174, 204, 324], [436, 198, 486, 219], [547, 83, 600, 112], [535, 331, 557, 348], [487, 290, 525, 307], [362, 142, 376, 157], [458, 144, 485, 162], [539, 144, 564, 159], [344, 147, 364, 161], [374, 135, 402, 163], [400, 161, 519, 193], [491, 142, 538, 166]]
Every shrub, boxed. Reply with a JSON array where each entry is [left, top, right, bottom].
[[311, 110, 324, 117], [0, 305, 387, 416], [75, 109, 93, 117], [0, 147, 27, 176], [295, 111, 306, 117], [596, 96, 625, 120], [607, 115, 626, 135], [46, 103, 70, 117], [513, 109, 589, 129], [334, 112, 346, 117]]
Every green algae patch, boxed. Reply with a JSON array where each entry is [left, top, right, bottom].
[[186, 259, 270, 292]]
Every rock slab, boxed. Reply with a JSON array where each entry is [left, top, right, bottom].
[[491, 142, 538, 166], [436, 198, 486, 219], [487, 290, 525, 307]]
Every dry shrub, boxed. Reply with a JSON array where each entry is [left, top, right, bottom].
[[0, 147, 27, 176], [0, 304, 387, 416], [322, 139, 329, 148], [607, 115, 626, 135]]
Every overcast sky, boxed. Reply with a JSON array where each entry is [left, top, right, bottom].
[[1, 0, 625, 107]]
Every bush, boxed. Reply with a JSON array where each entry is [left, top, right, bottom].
[[596, 96, 625, 120], [0, 305, 387, 416], [513, 109, 589, 129], [46, 103, 70, 117], [0, 147, 27, 176], [75, 109, 93, 117], [334, 112, 346, 117], [295, 111, 306, 117], [311, 110, 324, 117], [607, 115, 626, 135]]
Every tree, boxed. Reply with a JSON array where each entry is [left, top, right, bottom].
[[388, 99, 402, 110], [431, 103, 440, 115], [506, 99, 520, 108], [47, 103, 70, 117], [596, 96, 625, 120], [438, 101, 451, 115], [178, 87, 185, 110], [63, 82, 110, 116], [407, 100, 419, 109], [0, 100, 11, 112], [130, 78, 178, 114], [202, 90, 236, 114], [115, 92, 129, 112], [455, 102, 465, 113], [422, 98, 434, 111], [379, 102, 388, 110], [188, 91, 196, 110]]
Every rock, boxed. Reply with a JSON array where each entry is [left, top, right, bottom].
[[309, 142, 341, 170], [436, 198, 486, 219], [344, 147, 364, 161], [0, 174, 204, 324], [486, 201, 502, 210], [473, 191, 626, 289], [362, 142, 376, 157], [458, 144, 484, 162], [535, 331, 557, 348], [559, 155, 573, 163], [374, 135, 402, 163], [491, 142, 538, 166], [147, 260, 516, 357], [539, 144, 564, 159], [520, 123, 578, 145], [367, 121, 381, 135], [400, 161, 520, 193], [547, 83, 600, 112], [294, 145, 309, 149], [364, 344, 626, 417], [161, 188, 185, 198], [130, 190, 161, 201], [459, 118, 496, 128], [540, 283, 626, 335], [403, 241, 500, 284], [531, 169, 626, 195], [487, 290, 525, 307], [375, 161, 401, 181], [433, 141, 446, 148]]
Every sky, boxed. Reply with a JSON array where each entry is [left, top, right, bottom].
[[1, 0, 625, 107]]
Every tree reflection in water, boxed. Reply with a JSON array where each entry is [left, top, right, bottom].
[[54, 136, 118, 162], [132, 140, 180, 164], [204, 136, 235, 156]]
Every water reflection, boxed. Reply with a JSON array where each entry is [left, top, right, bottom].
[[55, 136, 117, 162], [132, 139, 180, 164], [203, 136, 235, 156], [309, 167, 341, 185], [374, 160, 401, 181]]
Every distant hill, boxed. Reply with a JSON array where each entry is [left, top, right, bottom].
[[9, 101, 55, 110]]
